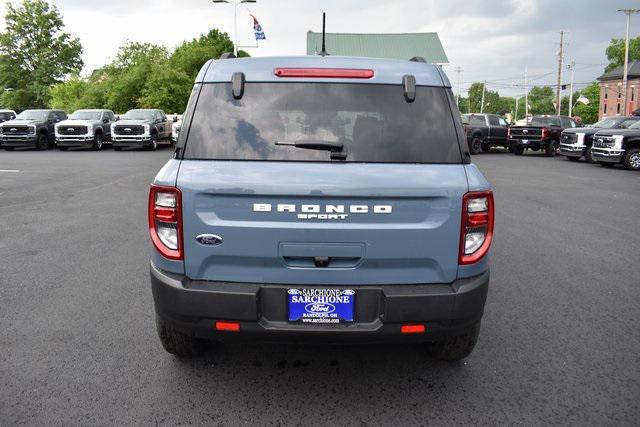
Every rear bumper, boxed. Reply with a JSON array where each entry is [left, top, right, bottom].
[[150, 262, 489, 343], [509, 138, 549, 149], [591, 147, 623, 163]]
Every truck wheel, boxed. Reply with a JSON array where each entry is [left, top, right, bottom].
[[427, 323, 481, 361], [149, 133, 158, 151], [156, 316, 206, 357], [36, 133, 48, 150], [584, 147, 594, 163], [623, 148, 640, 171], [514, 146, 524, 156], [92, 133, 104, 151], [481, 143, 491, 153], [545, 141, 557, 157], [469, 137, 482, 155]]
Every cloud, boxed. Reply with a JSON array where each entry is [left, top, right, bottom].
[[0, 0, 635, 96]]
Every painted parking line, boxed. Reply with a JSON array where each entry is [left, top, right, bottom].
[[0, 170, 21, 173]]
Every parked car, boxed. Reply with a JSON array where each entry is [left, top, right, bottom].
[[0, 109, 17, 123], [461, 113, 510, 154], [0, 109, 67, 150], [171, 115, 182, 145], [55, 109, 117, 151], [560, 116, 640, 162], [149, 55, 494, 361], [591, 120, 640, 170], [509, 115, 577, 156], [111, 109, 172, 150]]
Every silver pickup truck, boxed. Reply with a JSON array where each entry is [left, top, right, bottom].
[[55, 109, 117, 151]]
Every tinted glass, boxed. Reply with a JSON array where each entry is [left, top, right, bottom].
[[0, 112, 14, 121], [463, 115, 486, 126], [488, 116, 500, 126], [629, 120, 640, 129], [184, 83, 462, 163], [531, 117, 560, 126], [617, 119, 639, 128]]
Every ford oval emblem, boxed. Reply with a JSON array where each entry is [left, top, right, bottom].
[[196, 234, 223, 246]]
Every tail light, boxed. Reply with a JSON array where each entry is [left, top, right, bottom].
[[148, 184, 183, 260], [459, 191, 494, 265], [541, 127, 549, 139], [507, 127, 511, 138]]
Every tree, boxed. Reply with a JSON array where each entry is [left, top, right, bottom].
[[171, 29, 243, 79], [573, 82, 600, 124], [527, 86, 555, 115], [605, 37, 640, 72], [49, 77, 88, 111], [140, 66, 193, 113], [0, 0, 83, 107]]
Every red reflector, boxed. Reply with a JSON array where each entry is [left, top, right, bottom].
[[274, 67, 374, 79], [401, 324, 425, 334], [154, 207, 176, 222], [467, 212, 489, 227], [215, 321, 240, 332]]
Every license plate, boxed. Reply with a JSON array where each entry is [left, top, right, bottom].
[[288, 289, 355, 324], [522, 139, 529, 144]]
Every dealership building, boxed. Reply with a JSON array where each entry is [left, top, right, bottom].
[[598, 61, 640, 119]]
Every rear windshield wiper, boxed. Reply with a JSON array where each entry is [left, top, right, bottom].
[[275, 140, 347, 160]]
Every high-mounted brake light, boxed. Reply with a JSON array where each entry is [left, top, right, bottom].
[[401, 324, 425, 334], [148, 185, 183, 260], [274, 68, 374, 79], [459, 191, 494, 265], [216, 321, 240, 332]]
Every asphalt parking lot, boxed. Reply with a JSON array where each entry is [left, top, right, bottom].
[[1, 147, 639, 425]]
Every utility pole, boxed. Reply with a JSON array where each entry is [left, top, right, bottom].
[[618, 9, 640, 115], [212, 0, 257, 56], [568, 61, 576, 117], [480, 80, 486, 113], [454, 66, 463, 108], [524, 66, 529, 121], [556, 31, 564, 116]]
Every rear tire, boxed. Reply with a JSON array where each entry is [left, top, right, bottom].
[[156, 316, 206, 357], [545, 141, 557, 157], [427, 323, 481, 361], [481, 143, 491, 153], [623, 148, 640, 171], [514, 146, 524, 156], [469, 137, 482, 155]]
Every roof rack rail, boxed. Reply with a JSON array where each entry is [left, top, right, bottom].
[[220, 52, 236, 59], [409, 56, 427, 63]]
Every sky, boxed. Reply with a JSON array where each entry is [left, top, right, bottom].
[[0, 0, 637, 97]]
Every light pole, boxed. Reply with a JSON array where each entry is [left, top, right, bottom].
[[618, 9, 639, 115], [212, 0, 257, 56], [567, 61, 575, 117]]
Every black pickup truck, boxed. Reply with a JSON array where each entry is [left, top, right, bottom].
[[591, 121, 640, 170], [0, 109, 67, 150], [509, 115, 577, 156], [461, 113, 510, 154], [560, 116, 640, 162]]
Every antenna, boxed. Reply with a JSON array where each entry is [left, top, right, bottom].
[[319, 12, 329, 56]]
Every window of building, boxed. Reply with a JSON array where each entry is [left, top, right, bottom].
[[632, 87, 635, 102], [617, 103, 621, 114], [604, 88, 608, 99], [604, 104, 607, 114]]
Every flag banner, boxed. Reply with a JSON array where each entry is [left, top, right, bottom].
[[251, 14, 266, 41]]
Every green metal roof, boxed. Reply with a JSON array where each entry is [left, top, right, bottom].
[[306, 32, 448, 64]]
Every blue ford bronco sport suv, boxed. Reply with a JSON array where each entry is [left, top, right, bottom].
[[149, 56, 494, 361]]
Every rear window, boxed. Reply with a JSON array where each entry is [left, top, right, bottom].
[[531, 117, 560, 127], [182, 83, 462, 163]]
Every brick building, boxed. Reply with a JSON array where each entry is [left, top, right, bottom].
[[598, 61, 640, 119]]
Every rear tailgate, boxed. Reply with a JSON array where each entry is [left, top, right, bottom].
[[178, 161, 468, 285]]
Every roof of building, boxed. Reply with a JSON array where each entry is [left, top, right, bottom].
[[598, 61, 640, 81], [306, 32, 449, 64], [197, 56, 451, 87]]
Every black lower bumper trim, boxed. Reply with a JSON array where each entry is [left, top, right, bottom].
[[150, 262, 489, 342]]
